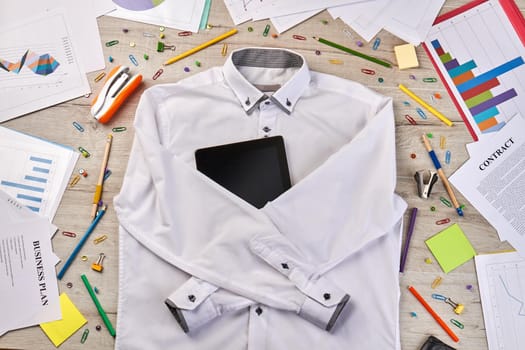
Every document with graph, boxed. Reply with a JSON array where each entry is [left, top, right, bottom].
[[0, 126, 78, 221], [475, 251, 525, 350], [0, 8, 90, 122], [423, 0, 525, 141]]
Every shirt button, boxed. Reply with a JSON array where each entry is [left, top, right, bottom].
[[255, 307, 263, 315], [188, 294, 196, 302], [323, 293, 331, 300], [263, 126, 271, 133], [265, 101, 270, 105], [281, 263, 289, 269]]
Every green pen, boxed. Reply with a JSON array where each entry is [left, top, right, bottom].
[[81, 274, 116, 337]]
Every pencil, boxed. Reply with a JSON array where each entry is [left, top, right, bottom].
[[408, 285, 459, 343], [91, 134, 113, 219], [422, 134, 463, 216], [81, 274, 116, 337], [398, 84, 453, 126], [163, 28, 238, 66], [57, 205, 107, 280], [312, 36, 392, 68], [399, 207, 418, 273]]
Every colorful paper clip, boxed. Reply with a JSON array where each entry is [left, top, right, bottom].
[[450, 319, 464, 329], [152, 68, 164, 80], [62, 231, 77, 238], [94, 72, 106, 82], [431, 276, 442, 289], [72, 121, 84, 132], [440, 196, 452, 208], [361, 68, 375, 75], [440, 136, 446, 149], [263, 24, 271, 37], [405, 114, 417, 125], [178, 31, 192, 36], [81, 329, 89, 343], [221, 43, 228, 56], [105, 40, 119, 47], [328, 59, 343, 64], [128, 54, 138, 66], [112, 126, 126, 132], [436, 218, 451, 225], [423, 77, 438, 82], [78, 147, 90, 158], [372, 37, 381, 50], [69, 174, 81, 187], [292, 34, 306, 40], [93, 235, 107, 244], [445, 150, 451, 164], [416, 107, 427, 119]]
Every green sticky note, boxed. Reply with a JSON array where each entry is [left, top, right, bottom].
[[425, 223, 476, 273]]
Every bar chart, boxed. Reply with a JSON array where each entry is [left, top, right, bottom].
[[424, 0, 525, 140]]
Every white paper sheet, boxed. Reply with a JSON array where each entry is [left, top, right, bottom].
[[0, 191, 61, 336], [271, 9, 321, 34], [108, 0, 206, 33], [0, 9, 91, 122], [475, 252, 525, 350], [251, 0, 369, 21], [450, 115, 525, 256], [0, 126, 79, 221]]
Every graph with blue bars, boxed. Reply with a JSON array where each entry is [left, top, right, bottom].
[[0, 155, 52, 213]]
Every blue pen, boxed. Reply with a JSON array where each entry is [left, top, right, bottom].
[[57, 205, 107, 280], [422, 135, 463, 216]]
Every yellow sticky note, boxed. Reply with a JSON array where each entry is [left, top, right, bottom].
[[394, 44, 419, 70], [425, 223, 476, 273], [40, 293, 87, 347]]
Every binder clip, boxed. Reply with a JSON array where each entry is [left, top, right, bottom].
[[414, 169, 438, 199], [91, 65, 142, 124]]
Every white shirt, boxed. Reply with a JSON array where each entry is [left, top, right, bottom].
[[114, 47, 407, 350]]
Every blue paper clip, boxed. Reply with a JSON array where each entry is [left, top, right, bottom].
[[129, 54, 139, 66], [416, 107, 427, 119], [372, 38, 381, 50], [445, 150, 451, 164], [72, 121, 84, 132]]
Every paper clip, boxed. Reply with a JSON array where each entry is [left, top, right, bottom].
[[414, 169, 438, 199], [129, 54, 138, 66], [361, 68, 375, 75], [112, 126, 126, 132], [263, 24, 271, 37], [93, 234, 107, 244], [152, 68, 164, 80], [416, 107, 427, 119], [328, 59, 343, 64], [143, 32, 155, 37], [405, 114, 417, 125], [292, 34, 306, 40], [440, 196, 452, 208], [73, 121, 84, 132], [431, 276, 442, 289], [78, 147, 90, 158], [105, 40, 119, 47], [81, 329, 89, 343], [436, 218, 451, 225], [432, 293, 447, 301], [69, 174, 81, 187], [445, 150, 451, 164], [94, 72, 106, 82], [440, 136, 446, 149], [372, 37, 381, 50], [450, 319, 464, 329], [62, 231, 77, 238], [178, 31, 192, 36], [423, 77, 438, 82], [221, 43, 228, 56]]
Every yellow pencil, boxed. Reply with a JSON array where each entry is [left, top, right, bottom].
[[398, 84, 453, 127], [163, 28, 238, 66], [91, 134, 112, 218]]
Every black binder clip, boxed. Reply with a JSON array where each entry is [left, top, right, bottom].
[[414, 169, 438, 199]]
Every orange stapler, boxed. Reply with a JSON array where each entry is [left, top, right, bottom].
[[91, 65, 142, 124]]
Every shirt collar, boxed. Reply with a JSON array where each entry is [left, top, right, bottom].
[[223, 47, 311, 115]]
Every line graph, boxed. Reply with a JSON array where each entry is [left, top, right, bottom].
[[499, 274, 525, 317]]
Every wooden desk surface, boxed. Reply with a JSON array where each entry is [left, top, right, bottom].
[[1, 1, 522, 349]]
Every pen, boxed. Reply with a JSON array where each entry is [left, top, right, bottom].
[[399, 84, 453, 126], [163, 28, 238, 66], [81, 274, 116, 337], [91, 134, 113, 218], [421, 135, 463, 216], [408, 285, 459, 343], [57, 205, 107, 280], [400, 207, 418, 273], [312, 36, 392, 68]]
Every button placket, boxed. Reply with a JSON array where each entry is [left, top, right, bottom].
[[258, 102, 278, 137], [248, 304, 268, 350]]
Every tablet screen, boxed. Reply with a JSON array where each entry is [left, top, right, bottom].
[[195, 136, 291, 209]]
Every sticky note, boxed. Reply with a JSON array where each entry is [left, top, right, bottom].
[[425, 223, 476, 273], [40, 293, 87, 347], [394, 44, 419, 70]]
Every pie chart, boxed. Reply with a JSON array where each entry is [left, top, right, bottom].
[[113, 0, 165, 11]]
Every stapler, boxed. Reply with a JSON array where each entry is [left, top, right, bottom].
[[414, 169, 438, 199], [91, 65, 142, 124]]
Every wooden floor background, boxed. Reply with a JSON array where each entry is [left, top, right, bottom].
[[1, 1, 521, 349]]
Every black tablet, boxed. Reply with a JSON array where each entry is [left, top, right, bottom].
[[195, 136, 291, 209]]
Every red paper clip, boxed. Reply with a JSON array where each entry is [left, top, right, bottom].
[[292, 34, 306, 40], [178, 31, 192, 37], [436, 218, 451, 225], [62, 231, 77, 237], [152, 68, 164, 80], [361, 68, 375, 75], [405, 114, 417, 125]]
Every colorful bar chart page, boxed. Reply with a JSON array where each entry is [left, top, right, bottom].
[[424, 0, 525, 140]]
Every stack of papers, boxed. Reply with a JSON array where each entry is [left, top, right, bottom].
[[224, 0, 445, 45], [0, 126, 79, 221], [0, 189, 61, 336]]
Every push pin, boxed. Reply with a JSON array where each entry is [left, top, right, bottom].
[[414, 169, 438, 199], [157, 41, 175, 52], [91, 253, 105, 272]]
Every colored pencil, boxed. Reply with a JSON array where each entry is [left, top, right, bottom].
[[313, 36, 392, 68], [408, 285, 459, 343], [81, 274, 116, 337], [422, 134, 463, 216], [163, 28, 238, 66], [399, 84, 453, 126], [91, 134, 112, 218], [400, 207, 418, 273]]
